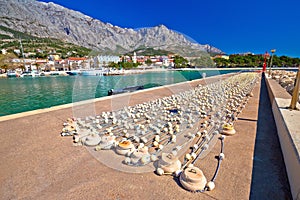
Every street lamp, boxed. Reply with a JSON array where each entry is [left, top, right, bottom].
[[268, 49, 276, 75]]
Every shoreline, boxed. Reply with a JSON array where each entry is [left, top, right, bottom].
[[1, 67, 298, 78], [0, 72, 232, 122], [0, 70, 239, 119], [1, 68, 298, 118], [116, 66, 299, 74]]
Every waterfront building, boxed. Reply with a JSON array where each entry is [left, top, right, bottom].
[[67, 57, 87, 67], [95, 55, 120, 66]]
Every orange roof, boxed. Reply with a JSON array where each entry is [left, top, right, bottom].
[[68, 57, 87, 61]]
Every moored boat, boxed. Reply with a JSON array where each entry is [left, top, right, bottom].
[[7, 70, 19, 78], [20, 71, 40, 77]]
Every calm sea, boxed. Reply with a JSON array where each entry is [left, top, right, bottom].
[[0, 69, 240, 116]]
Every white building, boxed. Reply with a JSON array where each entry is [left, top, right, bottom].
[[132, 52, 137, 63], [1, 49, 7, 55], [95, 55, 120, 66], [13, 49, 21, 55]]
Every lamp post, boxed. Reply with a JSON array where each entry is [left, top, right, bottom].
[[268, 49, 276, 75]]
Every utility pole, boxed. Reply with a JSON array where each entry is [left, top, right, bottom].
[[268, 49, 276, 75]]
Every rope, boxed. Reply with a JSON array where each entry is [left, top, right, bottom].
[[194, 135, 225, 193], [211, 136, 224, 182]]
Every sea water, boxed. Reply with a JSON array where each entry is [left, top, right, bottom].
[[0, 69, 239, 116]]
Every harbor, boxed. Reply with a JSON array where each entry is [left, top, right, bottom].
[[0, 71, 296, 199], [0, 69, 239, 116], [1, 0, 300, 199]]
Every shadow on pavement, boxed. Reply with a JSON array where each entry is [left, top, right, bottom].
[[249, 73, 292, 199]]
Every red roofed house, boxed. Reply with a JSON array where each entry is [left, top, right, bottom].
[[67, 57, 87, 68]]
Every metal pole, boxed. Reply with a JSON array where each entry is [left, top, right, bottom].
[[289, 64, 300, 110], [268, 49, 276, 75]]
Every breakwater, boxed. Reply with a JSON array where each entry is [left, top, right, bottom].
[[270, 70, 300, 103]]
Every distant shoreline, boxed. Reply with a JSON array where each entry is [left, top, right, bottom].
[[126, 66, 298, 74], [1, 67, 298, 78]]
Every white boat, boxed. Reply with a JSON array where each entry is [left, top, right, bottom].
[[39, 71, 68, 76], [20, 71, 40, 77], [7, 70, 19, 78]]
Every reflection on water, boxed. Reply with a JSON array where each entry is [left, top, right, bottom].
[[0, 70, 238, 116]]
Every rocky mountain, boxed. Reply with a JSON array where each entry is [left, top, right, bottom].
[[0, 0, 223, 56]]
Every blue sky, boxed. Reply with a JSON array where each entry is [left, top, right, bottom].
[[39, 0, 300, 57]]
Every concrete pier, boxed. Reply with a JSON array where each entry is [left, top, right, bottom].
[[0, 73, 292, 199], [265, 75, 300, 200]]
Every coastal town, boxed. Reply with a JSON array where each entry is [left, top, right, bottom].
[[1, 0, 300, 199], [0, 48, 180, 77], [1, 47, 299, 78]]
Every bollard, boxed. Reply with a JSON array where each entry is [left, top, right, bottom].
[[289, 65, 300, 110]]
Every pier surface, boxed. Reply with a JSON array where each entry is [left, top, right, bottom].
[[0, 74, 292, 199]]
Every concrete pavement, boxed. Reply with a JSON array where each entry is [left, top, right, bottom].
[[0, 73, 292, 200]]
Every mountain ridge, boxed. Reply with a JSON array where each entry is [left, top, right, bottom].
[[0, 0, 223, 57]]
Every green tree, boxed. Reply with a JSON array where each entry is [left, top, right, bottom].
[[192, 57, 214, 67], [145, 58, 152, 66], [174, 55, 188, 68], [119, 61, 139, 69], [108, 62, 119, 69], [213, 54, 300, 68], [213, 58, 229, 67]]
